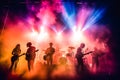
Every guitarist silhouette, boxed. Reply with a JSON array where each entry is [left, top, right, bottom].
[[9, 44, 21, 72], [26, 42, 39, 71], [75, 43, 93, 73], [44, 42, 55, 66], [91, 47, 104, 72]]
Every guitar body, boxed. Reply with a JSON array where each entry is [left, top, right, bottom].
[[43, 54, 51, 60], [43, 54, 52, 61], [11, 53, 25, 62], [43, 55, 47, 60]]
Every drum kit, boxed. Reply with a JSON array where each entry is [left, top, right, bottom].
[[57, 46, 75, 64], [43, 46, 75, 64]]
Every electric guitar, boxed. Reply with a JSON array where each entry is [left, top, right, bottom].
[[43, 53, 52, 60], [76, 51, 93, 59], [43, 55, 48, 60], [43, 48, 55, 60], [11, 53, 25, 62], [82, 51, 93, 57]]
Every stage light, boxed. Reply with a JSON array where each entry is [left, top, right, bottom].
[[31, 29, 38, 37], [27, 25, 48, 43], [81, 8, 105, 31], [55, 31, 63, 42], [37, 26, 48, 42], [62, 2, 76, 30], [71, 25, 84, 43], [62, 54, 66, 57]]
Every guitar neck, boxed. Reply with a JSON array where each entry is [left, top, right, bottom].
[[83, 51, 93, 56], [18, 53, 25, 57], [35, 49, 39, 52]]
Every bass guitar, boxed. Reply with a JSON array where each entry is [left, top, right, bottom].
[[11, 53, 25, 62]]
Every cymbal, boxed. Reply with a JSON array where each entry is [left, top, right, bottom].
[[68, 46, 75, 49], [60, 51, 66, 53]]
